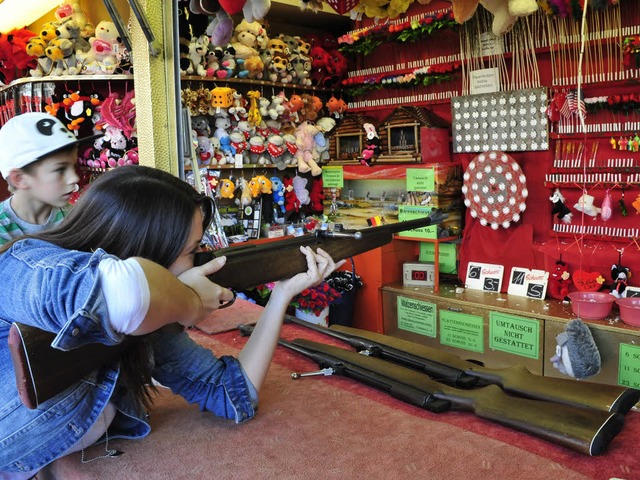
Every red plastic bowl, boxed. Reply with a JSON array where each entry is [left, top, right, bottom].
[[567, 291, 615, 320], [616, 297, 640, 327]]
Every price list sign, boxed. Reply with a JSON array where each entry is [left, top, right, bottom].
[[397, 296, 437, 337], [619, 343, 640, 389], [439, 310, 484, 353]]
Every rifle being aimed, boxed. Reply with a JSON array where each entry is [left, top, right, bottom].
[[9, 212, 447, 409], [236, 324, 625, 456], [285, 316, 640, 415]]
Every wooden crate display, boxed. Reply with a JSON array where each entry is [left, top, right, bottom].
[[377, 106, 449, 163], [329, 113, 377, 163]]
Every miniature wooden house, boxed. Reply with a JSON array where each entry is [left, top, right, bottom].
[[328, 113, 377, 163], [377, 106, 450, 163]]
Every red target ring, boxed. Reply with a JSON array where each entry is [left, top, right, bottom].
[[462, 151, 528, 229]]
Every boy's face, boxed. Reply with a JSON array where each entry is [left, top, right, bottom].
[[22, 148, 80, 207]]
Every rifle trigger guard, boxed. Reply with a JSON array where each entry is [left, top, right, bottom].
[[219, 291, 237, 309]]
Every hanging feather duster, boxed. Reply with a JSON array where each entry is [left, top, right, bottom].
[[600, 189, 613, 221], [619, 191, 628, 216], [548, 0, 569, 17], [569, 0, 583, 20], [589, 0, 609, 10]]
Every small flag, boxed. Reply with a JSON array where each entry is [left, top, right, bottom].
[[576, 89, 587, 119], [560, 90, 576, 118], [367, 215, 384, 226]]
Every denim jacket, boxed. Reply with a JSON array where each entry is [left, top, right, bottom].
[[0, 239, 255, 473]]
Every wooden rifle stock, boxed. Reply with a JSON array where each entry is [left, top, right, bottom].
[[8, 214, 446, 409], [286, 317, 640, 415], [194, 211, 447, 289], [284, 337, 624, 456]]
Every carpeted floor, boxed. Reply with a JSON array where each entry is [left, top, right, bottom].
[[43, 321, 640, 480]]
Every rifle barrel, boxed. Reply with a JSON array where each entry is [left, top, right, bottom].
[[329, 325, 640, 415], [291, 338, 624, 456], [195, 212, 447, 290]]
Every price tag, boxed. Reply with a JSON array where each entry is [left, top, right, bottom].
[[465, 262, 503, 293], [625, 287, 640, 298], [619, 343, 640, 388], [507, 267, 549, 300], [234, 154, 244, 168]]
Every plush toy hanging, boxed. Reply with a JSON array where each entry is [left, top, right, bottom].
[[619, 190, 628, 216], [610, 263, 632, 299], [462, 151, 528, 229], [600, 189, 613, 221], [547, 259, 572, 301], [549, 188, 572, 223], [550, 319, 601, 379], [573, 191, 601, 217]]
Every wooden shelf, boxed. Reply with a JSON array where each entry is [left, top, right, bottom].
[[180, 75, 337, 94]]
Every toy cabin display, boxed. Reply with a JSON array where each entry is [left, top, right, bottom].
[[377, 106, 450, 163], [329, 113, 377, 163]]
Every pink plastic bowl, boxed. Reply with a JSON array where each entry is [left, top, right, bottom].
[[567, 291, 615, 320], [616, 298, 640, 327]]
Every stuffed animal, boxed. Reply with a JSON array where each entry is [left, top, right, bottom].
[[0, 28, 37, 83], [547, 260, 572, 301], [206, 10, 234, 47], [282, 133, 298, 165], [315, 116, 336, 163], [232, 19, 265, 78], [610, 264, 632, 299], [550, 319, 601, 379], [55, 0, 95, 39], [549, 188, 572, 223], [218, 178, 236, 199], [196, 135, 214, 166], [283, 175, 300, 214], [295, 121, 323, 176], [309, 45, 332, 87], [45, 37, 78, 76], [179, 34, 209, 76], [271, 176, 286, 213], [574, 192, 601, 217], [26, 36, 53, 77], [449, 0, 539, 37], [267, 134, 287, 169], [248, 135, 266, 164], [56, 17, 91, 57], [292, 175, 310, 205], [248, 174, 272, 197], [285, 94, 304, 123], [309, 176, 325, 214], [78, 20, 121, 75], [215, 44, 237, 78], [229, 130, 249, 163]]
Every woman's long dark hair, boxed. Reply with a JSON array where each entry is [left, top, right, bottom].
[[2, 165, 215, 409]]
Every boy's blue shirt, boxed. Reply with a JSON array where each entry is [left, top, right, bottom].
[[0, 239, 255, 473]]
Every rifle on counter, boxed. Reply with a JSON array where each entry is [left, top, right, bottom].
[[284, 316, 640, 415], [236, 324, 624, 456], [9, 213, 447, 409]]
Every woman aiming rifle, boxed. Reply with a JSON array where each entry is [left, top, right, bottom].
[[0, 165, 342, 479]]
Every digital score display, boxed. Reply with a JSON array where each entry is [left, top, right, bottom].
[[403, 262, 435, 287]]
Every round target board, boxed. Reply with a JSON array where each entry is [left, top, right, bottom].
[[461, 151, 528, 230]]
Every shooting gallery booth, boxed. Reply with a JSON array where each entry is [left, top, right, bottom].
[[2, 0, 640, 479]]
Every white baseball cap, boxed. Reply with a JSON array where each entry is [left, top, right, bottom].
[[0, 112, 102, 178]]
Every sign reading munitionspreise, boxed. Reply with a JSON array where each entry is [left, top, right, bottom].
[[489, 312, 539, 359], [397, 296, 437, 337]]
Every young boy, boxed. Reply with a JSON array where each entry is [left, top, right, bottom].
[[0, 112, 100, 245]]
